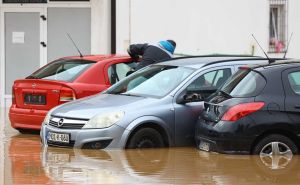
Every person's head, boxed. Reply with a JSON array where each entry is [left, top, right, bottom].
[[159, 40, 176, 54]]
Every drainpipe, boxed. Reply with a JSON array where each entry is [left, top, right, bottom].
[[111, 0, 116, 54]]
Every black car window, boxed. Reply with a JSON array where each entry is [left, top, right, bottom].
[[288, 71, 300, 95], [28, 59, 95, 82], [187, 68, 232, 93], [221, 69, 266, 97], [108, 62, 138, 84]]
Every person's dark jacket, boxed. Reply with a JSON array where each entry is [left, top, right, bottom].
[[128, 43, 172, 70]]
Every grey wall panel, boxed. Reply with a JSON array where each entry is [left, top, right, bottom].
[[5, 12, 40, 94], [47, 8, 91, 62]]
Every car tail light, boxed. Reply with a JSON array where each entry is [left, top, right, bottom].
[[59, 87, 76, 103], [221, 102, 265, 121], [12, 87, 16, 104]]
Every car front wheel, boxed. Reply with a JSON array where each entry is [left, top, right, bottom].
[[127, 128, 165, 149]]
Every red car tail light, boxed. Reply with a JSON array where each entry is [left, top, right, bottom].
[[59, 87, 76, 103], [221, 102, 265, 122], [12, 87, 16, 104]]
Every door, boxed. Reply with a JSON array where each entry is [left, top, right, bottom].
[[47, 8, 91, 62], [173, 67, 233, 146], [4, 10, 45, 97]]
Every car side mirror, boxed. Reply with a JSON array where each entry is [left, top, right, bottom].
[[177, 92, 203, 104]]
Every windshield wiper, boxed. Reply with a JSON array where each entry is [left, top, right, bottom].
[[121, 93, 143, 97]]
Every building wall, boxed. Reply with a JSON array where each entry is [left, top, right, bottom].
[[116, 0, 299, 58], [287, 0, 300, 58], [0, 0, 111, 108]]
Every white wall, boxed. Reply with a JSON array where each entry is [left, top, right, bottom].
[[91, 0, 111, 54], [287, 0, 300, 58], [116, 0, 300, 58], [116, 0, 130, 54]]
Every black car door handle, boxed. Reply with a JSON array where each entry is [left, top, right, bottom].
[[294, 105, 300, 109]]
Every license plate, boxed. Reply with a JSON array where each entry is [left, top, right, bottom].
[[199, 141, 210, 151], [47, 152, 70, 163], [47, 132, 70, 143], [24, 94, 46, 105]]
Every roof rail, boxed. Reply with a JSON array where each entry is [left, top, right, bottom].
[[201, 57, 272, 68], [159, 54, 262, 63]]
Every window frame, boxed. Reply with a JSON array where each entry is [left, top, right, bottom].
[[268, 0, 288, 53], [174, 66, 234, 103]]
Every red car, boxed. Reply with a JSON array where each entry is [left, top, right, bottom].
[[9, 55, 136, 132]]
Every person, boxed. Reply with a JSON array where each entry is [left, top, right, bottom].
[[127, 40, 176, 71]]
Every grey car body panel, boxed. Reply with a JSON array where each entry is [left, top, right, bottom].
[[41, 57, 270, 148]]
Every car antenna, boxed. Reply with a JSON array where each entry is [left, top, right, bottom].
[[251, 34, 272, 63], [67, 33, 83, 58], [283, 32, 293, 59]]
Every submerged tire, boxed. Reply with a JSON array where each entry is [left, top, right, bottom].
[[253, 134, 298, 155], [127, 128, 165, 149]]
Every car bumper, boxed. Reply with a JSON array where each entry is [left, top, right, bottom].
[[9, 105, 48, 130], [41, 123, 128, 149], [195, 119, 255, 154]]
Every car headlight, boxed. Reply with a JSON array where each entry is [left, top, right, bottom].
[[44, 109, 55, 125], [83, 111, 125, 129]]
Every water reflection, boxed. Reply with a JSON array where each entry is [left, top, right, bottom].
[[8, 134, 51, 184], [7, 134, 300, 184]]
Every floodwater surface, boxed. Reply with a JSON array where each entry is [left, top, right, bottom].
[[1, 110, 300, 185]]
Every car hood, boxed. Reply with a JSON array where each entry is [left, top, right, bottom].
[[52, 94, 156, 119]]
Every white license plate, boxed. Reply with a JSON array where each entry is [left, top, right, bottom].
[[47, 132, 70, 143], [47, 153, 70, 163], [199, 141, 210, 152]]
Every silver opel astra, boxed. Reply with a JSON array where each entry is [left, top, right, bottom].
[[41, 56, 268, 149]]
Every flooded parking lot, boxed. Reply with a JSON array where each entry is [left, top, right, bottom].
[[1, 110, 300, 185]]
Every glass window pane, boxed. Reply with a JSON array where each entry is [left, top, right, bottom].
[[288, 71, 300, 95], [30, 59, 95, 82]]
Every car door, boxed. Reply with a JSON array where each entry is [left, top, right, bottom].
[[282, 67, 300, 127], [173, 66, 233, 146], [106, 61, 138, 85]]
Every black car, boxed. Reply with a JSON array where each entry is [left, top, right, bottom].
[[195, 61, 300, 156]]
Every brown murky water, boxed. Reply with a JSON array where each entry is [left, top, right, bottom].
[[1, 109, 300, 185]]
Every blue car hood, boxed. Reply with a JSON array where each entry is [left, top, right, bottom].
[[52, 94, 155, 119]]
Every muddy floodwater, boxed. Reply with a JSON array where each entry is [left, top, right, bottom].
[[1, 110, 300, 185]]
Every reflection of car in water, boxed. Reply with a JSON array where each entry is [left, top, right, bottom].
[[41, 146, 300, 184], [8, 134, 52, 184]]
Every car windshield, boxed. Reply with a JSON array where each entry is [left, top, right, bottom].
[[220, 69, 266, 98], [105, 65, 194, 98], [27, 59, 95, 82]]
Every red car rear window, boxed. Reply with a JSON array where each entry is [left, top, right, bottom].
[[27, 59, 96, 82]]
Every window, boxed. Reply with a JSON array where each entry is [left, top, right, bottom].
[[3, 0, 89, 3], [186, 68, 232, 94], [221, 70, 266, 98], [28, 59, 95, 82], [269, 0, 288, 53], [106, 65, 194, 98], [3, 0, 46, 3], [288, 71, 300, 95], [108, 62, 138, 85]]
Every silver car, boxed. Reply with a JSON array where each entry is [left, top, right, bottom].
[[41, 56, 269, 149]]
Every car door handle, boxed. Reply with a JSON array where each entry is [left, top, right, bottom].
[[294, 105, 300, 109]]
